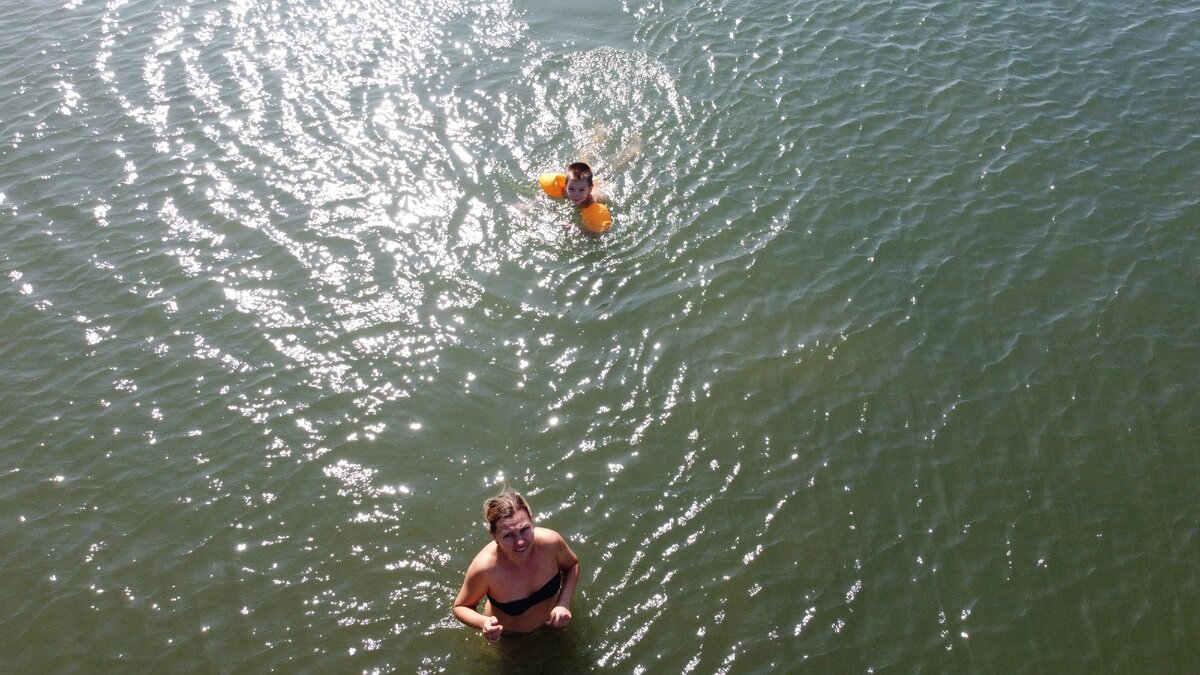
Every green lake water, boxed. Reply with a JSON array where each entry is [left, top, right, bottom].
[[1, 0, 1198, 671]]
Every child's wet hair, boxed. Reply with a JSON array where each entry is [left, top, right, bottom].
[[566, 162, 594, 186]]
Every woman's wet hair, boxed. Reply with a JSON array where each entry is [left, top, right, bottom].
[[485, 491, 532, 533]]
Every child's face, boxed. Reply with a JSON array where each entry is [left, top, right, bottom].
[[565, 177, 592, 205]]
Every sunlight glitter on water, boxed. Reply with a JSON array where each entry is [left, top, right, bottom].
[[4, 0, 1198, 671], [102, 0, 696, 417]]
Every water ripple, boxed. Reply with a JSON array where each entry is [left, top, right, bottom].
[[3, 0, 1200, 670]]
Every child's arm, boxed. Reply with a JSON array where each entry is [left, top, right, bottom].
[[608, 134, 642, 174]]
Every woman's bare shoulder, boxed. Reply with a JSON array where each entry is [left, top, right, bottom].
[[535, 527, 575, 559], [466, 542, 499, 575]]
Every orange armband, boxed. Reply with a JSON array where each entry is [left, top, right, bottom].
[[580, 203, 612, 234], [538, 173, 566, 199]]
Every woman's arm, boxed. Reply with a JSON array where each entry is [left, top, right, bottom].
[[546, 533, 581, 628], [453, 559, 504, 640]]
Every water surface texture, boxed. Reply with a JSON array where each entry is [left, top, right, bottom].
[[2, 0, 1198, 671]]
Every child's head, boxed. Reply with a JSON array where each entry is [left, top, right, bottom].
[[566, 162, 594, 185], [564, 162, 595, 206]]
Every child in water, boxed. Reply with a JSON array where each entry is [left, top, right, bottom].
[[535, 125, 640, 237], [538, 162, 612, 237]]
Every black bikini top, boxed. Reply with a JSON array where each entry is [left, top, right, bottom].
[[487, 569, 563, 616]]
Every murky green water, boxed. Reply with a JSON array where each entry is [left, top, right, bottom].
[[2, 0, 1198, 671]]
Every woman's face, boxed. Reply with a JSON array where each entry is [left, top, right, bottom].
[[492, 511, 535, 559]]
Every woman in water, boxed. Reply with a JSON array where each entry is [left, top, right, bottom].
[[453, 491, 581, 640]]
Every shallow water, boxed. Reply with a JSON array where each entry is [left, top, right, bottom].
[[2, 0, 1199, 671]]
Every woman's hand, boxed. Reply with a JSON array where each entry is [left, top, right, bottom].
[[481, 615, 504, 641], [545, 606, 572, 629]]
